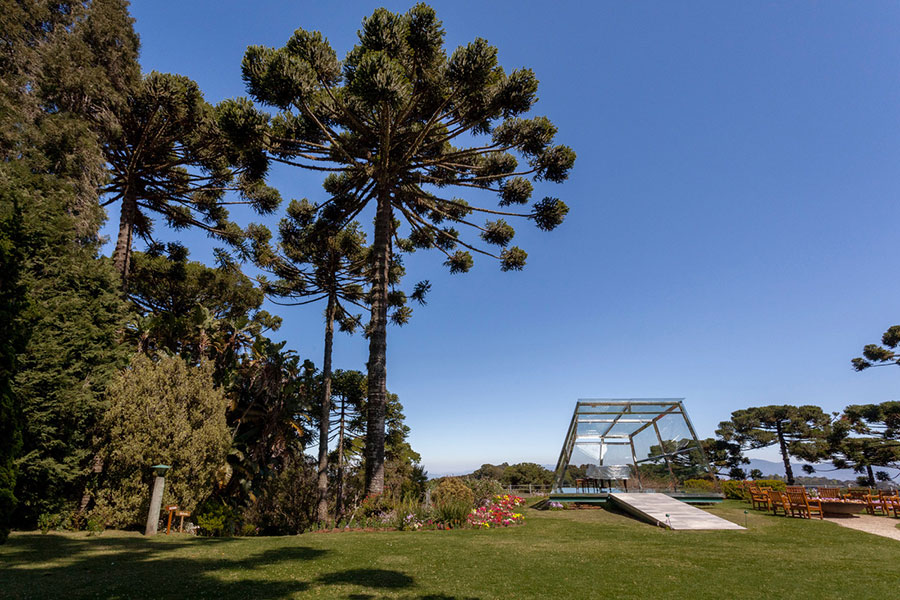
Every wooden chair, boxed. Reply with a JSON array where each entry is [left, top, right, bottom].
[[816, 487, 841, 499], [844, 488, 874, 515], [749, 485, 770, 511], [785, 489, 824, 519], [768, 490, 789, 516], [880, 490, 900, 518], [865, 492, 898, 517]]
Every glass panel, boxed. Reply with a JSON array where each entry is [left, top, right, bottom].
[[620, 403, 678, 414], [669, 446, 708, 481], [656, 412, 694, 452], [607, 419, 653, 437]]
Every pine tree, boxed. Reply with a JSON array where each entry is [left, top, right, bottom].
[[250, 198, 427, 521], [717, 405, 830, 485], [11, 176, 131, 525], [99, 71, 281, 281], [220, 4, 575, 493], [0, 186, 29, 543]]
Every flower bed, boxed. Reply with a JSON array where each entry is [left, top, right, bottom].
[[467, 494, 525, 529]]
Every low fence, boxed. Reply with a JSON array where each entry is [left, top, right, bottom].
[[504, 484, 552, 496]]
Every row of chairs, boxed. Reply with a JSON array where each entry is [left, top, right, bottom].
[[749, 485, 824, 519], [747, 483, 900, 518]]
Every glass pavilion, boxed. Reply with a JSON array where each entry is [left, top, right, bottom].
[[552, 399, 715, 494]]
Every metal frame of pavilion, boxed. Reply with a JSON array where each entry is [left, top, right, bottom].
[[552, 399, 716, 494]]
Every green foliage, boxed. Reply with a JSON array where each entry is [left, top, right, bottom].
[[500, 462, 554, 487], [464, 478, 505, 506], [852, 325, 900, 371], [432, 497, 471, 527], [815, 402, 900, 486], [241, 454, 318, 535], [227, 3, 575, 493], [10, 168, 131, 527], [721, 479, 786, 500], [195, 499, 240, 537], [100, 68, 280, 280], [0, 192, 28, 544], [682, 479, 715, 492], [126, 244, 279, 380], [223, 338, 314, 506], [432, 478, 474, 508], [717, 405, 830, 484], [93, 354, 230, 529]]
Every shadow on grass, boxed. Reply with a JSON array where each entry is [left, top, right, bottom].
[[1, 533, 435, 599]]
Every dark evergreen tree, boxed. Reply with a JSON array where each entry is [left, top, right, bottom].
[[220, 3, 575, 493], [126, 243, 280, 383], [11, 173, 131, 526], [701, 437, 749, 479], [0, 188, 29, 543], [716, 405, 830, 485], [852, 326, 900, 371], [819, 403, 900, 486]]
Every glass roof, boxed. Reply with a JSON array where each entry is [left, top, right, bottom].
[[554, 399, 712, 492]]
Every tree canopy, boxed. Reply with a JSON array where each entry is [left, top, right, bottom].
[[221, 3, 575, 493], [717, 405, 830, 485], [851, 325, 900, 371]]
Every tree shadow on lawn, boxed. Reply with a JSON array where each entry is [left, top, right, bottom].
[[0, 533, 439, 599]]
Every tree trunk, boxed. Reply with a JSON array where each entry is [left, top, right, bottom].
[[112, 188, 137, 282], [866, 464, 876, 488], [776, 422, 794, 485], [335, 398, 346, 518], [364, 188, 392, 496], [316, 291, 337, 524]]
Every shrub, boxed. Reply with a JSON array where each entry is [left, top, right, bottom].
[[195, 499, 239, 537], [722, 479, 786, 500], [92, 354, 230, 529], [465, 478, 504, 506], [432, 477, 474, 508], [683, 479, 716, 492], [241, 454, 317, 535], [392, 496, 428, 531], [433, 497, 471, 528]]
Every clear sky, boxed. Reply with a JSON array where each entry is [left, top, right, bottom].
[[108, 1, 900, 475]]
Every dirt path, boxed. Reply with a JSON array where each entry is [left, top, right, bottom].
[[825, 514, 900, 541]]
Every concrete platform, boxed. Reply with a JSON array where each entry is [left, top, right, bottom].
[[609, 492, 744, 530]]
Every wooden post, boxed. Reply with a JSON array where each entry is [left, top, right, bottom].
[[165, 505, 178, 535], [176, 510, 190, 533]]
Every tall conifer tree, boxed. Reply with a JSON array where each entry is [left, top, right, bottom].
[[221, 4, 575, 493]]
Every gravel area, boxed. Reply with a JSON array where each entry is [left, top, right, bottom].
[[825, 514, 900, 541]]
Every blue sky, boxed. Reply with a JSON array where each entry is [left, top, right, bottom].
[[109, 1, 900, 475]]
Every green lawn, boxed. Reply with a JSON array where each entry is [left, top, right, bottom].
[[1, 501, 897, 599]]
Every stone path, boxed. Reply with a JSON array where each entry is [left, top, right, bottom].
[[825, 514, 900, 541], [609, 492, 745, 530]]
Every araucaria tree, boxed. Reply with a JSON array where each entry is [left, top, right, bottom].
[[250, 200, 369, 523], [222, 3, 575, 493], [100, 72, 281, 281], [851, 325, 900, 371], [716, 405, 830, 485]]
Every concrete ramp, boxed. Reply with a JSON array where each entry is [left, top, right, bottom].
[[609, 493, 744, 530]]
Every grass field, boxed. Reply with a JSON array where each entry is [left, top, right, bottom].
[[2, 500, 898, 599]]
